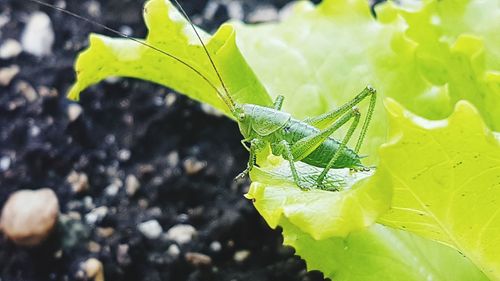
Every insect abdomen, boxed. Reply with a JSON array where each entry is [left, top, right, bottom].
[[271, 119, 363, 169]]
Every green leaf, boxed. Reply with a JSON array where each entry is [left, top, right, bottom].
[[234, 0, 500, 158], [246, 159, 391, 239], [68, 0, 272, 116], [377, 99, 500, 280], [280, 220, 488, 281]]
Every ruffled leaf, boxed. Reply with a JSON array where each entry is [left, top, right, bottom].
[[281, 221, 488, 281], [68, 0, 272, 116], [377, 99, 500, 280]]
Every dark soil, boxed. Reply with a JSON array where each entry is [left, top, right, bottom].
[[0, 0, 328, 280]]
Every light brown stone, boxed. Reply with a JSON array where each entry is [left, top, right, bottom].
[[83, 258, 104, 281], [0, 188, 59, 246]]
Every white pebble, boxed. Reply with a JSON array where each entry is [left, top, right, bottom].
[[0, 188, 59, 246], [0, 14, 9, 29], [0, 39, 22, 59], [0, 65, 20, 86], [0, 156, 11, 171], [125, 174, 140, 196], [167, 244, 181, 258], [234, 250, 251, 263], [166, 151, 179, 167], [166, 224, 197, 244], [104, 178, 122, 197], [85, 206, 108, 225], [138, 220, 163, 240], [226, 1, 244, 20], [209, 241, 222, 252], [248, 5, 279, 23], [21, 12, 54, 57], [67, 104, 83, 122], [117, 149, 131, 161]]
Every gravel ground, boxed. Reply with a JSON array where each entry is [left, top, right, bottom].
[[0, 0, 329, 280]]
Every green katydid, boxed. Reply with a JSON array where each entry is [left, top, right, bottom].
[[30, 0, 376, 190]]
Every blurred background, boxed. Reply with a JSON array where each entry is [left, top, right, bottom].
[[0, 0, 328, 280]]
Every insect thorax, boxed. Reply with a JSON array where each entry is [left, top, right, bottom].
[[239, 104, 291, 138]]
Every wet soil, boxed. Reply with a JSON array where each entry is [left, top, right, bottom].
[[0, 0, 328, 280]]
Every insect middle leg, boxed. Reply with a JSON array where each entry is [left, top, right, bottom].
[[235, 138, 266, 180], [272, 107, 361, 189]]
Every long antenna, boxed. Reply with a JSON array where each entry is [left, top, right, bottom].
[[170, 0, 235, 110], [27, 0, 235, 112]]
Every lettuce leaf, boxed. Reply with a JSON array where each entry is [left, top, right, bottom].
[[67, 0, 272, 116], [281, 221, 488, 281], [377, 99, 500, 280]]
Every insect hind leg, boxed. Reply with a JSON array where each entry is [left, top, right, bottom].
[[303, 86, 376, 131], [354, 86, 376, 153], [316, 107, 361, 188]]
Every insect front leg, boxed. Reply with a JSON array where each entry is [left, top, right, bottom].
[[235, 138, 266, 180], [273, 95, 285, 110]]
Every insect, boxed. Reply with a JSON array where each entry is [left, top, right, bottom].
[[29, 0, 376, 190]]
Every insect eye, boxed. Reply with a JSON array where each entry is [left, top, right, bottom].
[[238, 113, 245, 120]]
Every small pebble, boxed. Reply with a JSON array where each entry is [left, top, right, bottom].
[[37, 85, 58, 97], [86, 1, 101, 17], [119, 25, 133, 36], [21, 12, 54, 57], [209, 241, 222, 252], [176, 213, 189, 223], [167, 244, 180, 258], [83, 196, 95, 210], [0, 14, 9, 29], [104, 179, 122, 197], [164, 93, 176, 106], [82, 258, 104, 281], [138, 220, 163, 240], [66, 171, 89, 194], [0, 65, 20, 86], [234, 250, 251, 263], [15, 81, 38, 102], [54, 249, 63, 259], [0, 188, 59, 246], [200, 103, 223, 117], [117, 149, 131, 161], [85, 206, 108, 225], [0, 39, 22, 59], [185, 252, 212, 267], [67, 104, 83, 122], [116, 244, 131, 266], [166, 151, 179, 167], [183, 157, 206, 175], [125, 174, 140, 196], [87, 241, 101, 253], [96, 227, 114, 238], [226, 1, 244, 20], [0, 156, 11, 171], [166, 224, 197, 244], [247, 5, 279, 23]]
